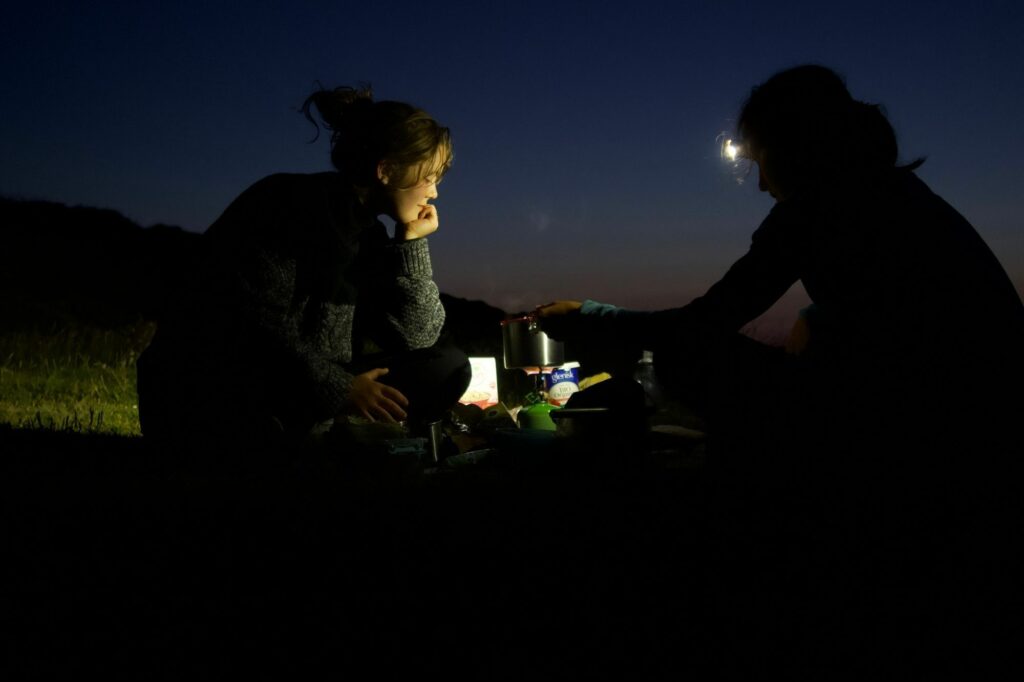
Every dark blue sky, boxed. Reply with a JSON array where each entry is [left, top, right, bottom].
[[3, 0, 1022, 330]]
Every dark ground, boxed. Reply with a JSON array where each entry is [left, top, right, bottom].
[[5, 426, 1020, 680]]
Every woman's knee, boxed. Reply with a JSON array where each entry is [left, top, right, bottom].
[[387, 344, 471, 421]]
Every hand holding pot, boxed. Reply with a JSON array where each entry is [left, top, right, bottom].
[[532, 300, 583, 341]]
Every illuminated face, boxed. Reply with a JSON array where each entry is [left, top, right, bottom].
[[380, 147, 446, 224], [386, 173, 439, 225]]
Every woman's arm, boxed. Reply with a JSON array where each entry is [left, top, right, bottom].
[[210, 240, 361, 419], [359, 236, 446, 351]]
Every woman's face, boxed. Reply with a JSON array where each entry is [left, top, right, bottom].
[[379, 148, 445, 224], [387, 174, 439, 225]]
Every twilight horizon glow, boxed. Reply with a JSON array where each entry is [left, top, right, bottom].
[[1, 1, 1021, 333]]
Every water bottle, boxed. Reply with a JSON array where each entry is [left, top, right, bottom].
[[633, 350, 663, 410]]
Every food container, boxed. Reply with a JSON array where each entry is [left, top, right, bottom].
[[458, 357, 500, 409], [501, 316, 564, 369], [544, 362, 580, 405]]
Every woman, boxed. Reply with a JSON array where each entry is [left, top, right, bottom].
[[537, 65, 1024, 493], [137, 85, 470, 455]]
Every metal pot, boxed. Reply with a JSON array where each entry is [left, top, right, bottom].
[[501, 316, 564, 369]]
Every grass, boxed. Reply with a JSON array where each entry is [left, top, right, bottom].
[[0, 321, 155, 436]]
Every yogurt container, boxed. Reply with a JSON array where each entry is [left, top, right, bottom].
[[544, 362, 580, 406]]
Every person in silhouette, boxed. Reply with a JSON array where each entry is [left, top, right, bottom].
[[536, 63, 1024, 676], [536, 65, 1024, 493], [137, 85, 470, 456]]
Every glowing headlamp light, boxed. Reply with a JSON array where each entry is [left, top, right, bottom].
[[721, 138, 742, 162], [717, 133, 752, 185]]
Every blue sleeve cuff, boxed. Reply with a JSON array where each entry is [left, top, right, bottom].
[[580, 299, 650, 323], [579, 299, 621, 317]]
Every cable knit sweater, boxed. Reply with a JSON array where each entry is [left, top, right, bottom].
[[140, 172, 445, 430]]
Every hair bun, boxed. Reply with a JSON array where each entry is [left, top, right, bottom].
[[301, 84, 375, 141]]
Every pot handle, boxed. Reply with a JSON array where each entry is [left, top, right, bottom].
[[527, 315, 541, 333]]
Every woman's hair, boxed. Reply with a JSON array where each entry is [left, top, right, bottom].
[[737, 65, 923, 188], [301, 83, 452, 188]]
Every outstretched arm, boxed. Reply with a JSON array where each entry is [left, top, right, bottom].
[[535, 212, 801, 353]]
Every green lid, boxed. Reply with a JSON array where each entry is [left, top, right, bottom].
[[518, 401, 561, 431]]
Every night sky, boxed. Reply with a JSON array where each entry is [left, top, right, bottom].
[[3, 0, 1022, 331]]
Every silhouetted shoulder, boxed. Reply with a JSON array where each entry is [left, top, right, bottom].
[[213, 172, 344, 221], [203, 172, 361, 246], [240, 171, 343, 198], [896, 173, 1022, 301]]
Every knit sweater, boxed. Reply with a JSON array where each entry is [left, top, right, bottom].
[[143, 172, 445, 428]]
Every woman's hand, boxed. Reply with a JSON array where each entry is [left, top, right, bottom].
[[346, 368, 409, 422], [399, 203, 439, 241]]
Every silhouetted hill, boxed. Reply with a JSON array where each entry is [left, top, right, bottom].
[[0, 197, 506, 355], [0, 198, 197, 328]]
